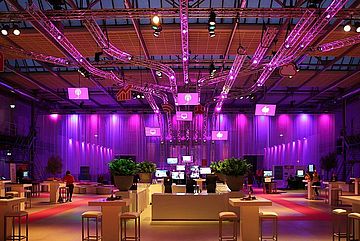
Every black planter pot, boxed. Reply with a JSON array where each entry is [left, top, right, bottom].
[[113, 175, 134, 191], [225, 175, 244, 191]]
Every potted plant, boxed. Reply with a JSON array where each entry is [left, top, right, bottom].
[[210, 161, 226, 182], [109, 158, 137, 191], [46, 155, 63, 180], [137, 161, 157, 183], [218, 157, 252, 191]]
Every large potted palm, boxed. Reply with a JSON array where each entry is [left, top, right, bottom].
[[218, 157, 252, 191], [137, 161, 157, 183], [109, 158, 137, 191]]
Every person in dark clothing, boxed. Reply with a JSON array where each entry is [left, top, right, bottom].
[[186, 175, 196, 193], [247, 172, 254, 193], [16, 167, 24, 184], [63, 170, 75, 202], [164, 171, 172, 193], [206, 174, 217, 193]]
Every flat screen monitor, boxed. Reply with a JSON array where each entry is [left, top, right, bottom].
[[172, 171, 185, 180], [23, 171, 29, 178], [182, 156, 193, 163], [176, 165, 185, 171], [263, 170, 273, 177], [211, 131, 228, 141], [308, 164, 314, 172], [155, 170, 168, 178], [190, 166, 200, 179], [167, 158, 178, 165], [177, 93, 199, 105], [176, 111, 193, 121], [297, 170, 304, 177], [68, 87, 89, 100], [145, 127, 161, 137], [200, 167, 212, 175], [255, 104, 276, 116]]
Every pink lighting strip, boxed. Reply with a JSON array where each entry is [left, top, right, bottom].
[[250, 27, 278, 68], [82, 17, 178, 97], [215, 50, 246, 112], [318, 34, 360, 52], [0, 45, 71, 66], [179, 0, 189, 85], [26, 4, 165, 113]]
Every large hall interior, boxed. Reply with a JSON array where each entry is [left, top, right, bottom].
[[0, 0, 360, 241]]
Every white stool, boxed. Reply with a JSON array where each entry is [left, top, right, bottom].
[[219, 211, 238, 241], [347, 212, 360, 241], [259, 211, 278, 241], [4, 211, 28, 241], [332, 209, 349, 241], [81, 211, 102, 241]]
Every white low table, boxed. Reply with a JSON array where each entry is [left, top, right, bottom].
[[0, 197, 26, 241], [88, 198, 130, 241], [229, 197, 272, 241], [350, 178, 360, 195]]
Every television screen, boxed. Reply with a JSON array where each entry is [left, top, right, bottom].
[[308, 164, 314, 172], [155, 170, 168, 178], [177, 93, 199, 105], [263, 170, 273, 177], [145, 127, 161, 137], [211, 131, 228, 141], [176, 111, 193, 121], [176, 165, 185, 171], [172, 171, 185, 180], [182, 156, 193, 163], [167, 158, 178, 165], [23, 171, 29, 178], [297, 170, 304, 177], [68, 87, 89, 100], [200, 167, 212, 175], [190, 166, 200, 179], [255, 104, 276, 116]]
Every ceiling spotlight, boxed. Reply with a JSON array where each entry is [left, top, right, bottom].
[[141, 95, 145, 99], [208, 11, 216, 37], [208, 11, 216, 26], [1, 25, 9, 36], [355, 22, 360, 33], [136, 94, 141, 99], [153, 25, 162, 38], [343, 24, 351, 32], [48, 0, 65, 10], [152, 15, 160, 26], [209, 62, 216, 76], [78, 67, 90, 78], [10, 104, 15, 109], [12, 24, 20, 36], [156, 70, 162, 77], [94, 52, 103, 62]]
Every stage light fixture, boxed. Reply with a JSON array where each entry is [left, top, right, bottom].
[[355, 22, 360, 33], [10, 104, 15, 109], [343, 24, 351, 32], [156, 70, 162, 77], [94, 52, 103, 62], [1, 25, 9, 36], [153, 25, 162, 37], [77, 67, 90, 78], [208, 11, 216, 26], [48, 0, 65, 10], [209, 62, 216, 76], [12, 25, 20, 36], [208, 11, 216, 37]]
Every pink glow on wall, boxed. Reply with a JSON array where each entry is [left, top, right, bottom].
[[49, 114, 59, 120]]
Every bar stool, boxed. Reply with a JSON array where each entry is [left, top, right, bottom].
[[219, 211, 238, 241], [120, 212, 141, 241], [58, 187, 69, 203], [259, 211, 278, 241], [25, 190, 32, 209], [332, 209, 349, 241], [81, 211, 102, 241], [5, 191, 19, 197], [347, 212, 360, 241], [331, 188, 343, 207], [31, 182, 41, 197], [324, 187, 330, 204], [4, 211, 29, 241]]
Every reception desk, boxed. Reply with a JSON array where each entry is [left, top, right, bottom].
[[152, 191, 244, 221]]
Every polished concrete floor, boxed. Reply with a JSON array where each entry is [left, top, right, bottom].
[[22, 188, 355, 241]]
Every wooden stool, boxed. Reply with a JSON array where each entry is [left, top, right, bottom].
[[259, 211, 278, 241], [332, 188, 343, 207], [31, 183, 41, 197], [58, 187, 69, 203], [332, 209, 349, 241], [81, 211, 102, 241], [4, 211, 28, 241], [324, 187, 330, 204], [5, 191, 19, 197], [219, 211, 238, 241], [25, 190, 32, 209], [347, 212, 360, 241], [120, 212, 140, 241]]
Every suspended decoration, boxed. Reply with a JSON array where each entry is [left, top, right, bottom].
[[116, 85, 132, 101]]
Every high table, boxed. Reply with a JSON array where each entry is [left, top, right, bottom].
[[323, 181, 346, 205], [350, 178, 360, 195], [229, 197, 272, 241], [0, 180, 11, 196], [49, 181, 66, 203], [302, 180, 314, 199], [88, 198, 130, 241], [5, 183, 32, 210], [0, 197, 26, 241]]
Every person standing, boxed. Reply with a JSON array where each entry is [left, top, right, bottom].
[[312, 170, 321, 196], [164, 171, 172, 193], [63, 170, 75, 202]]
